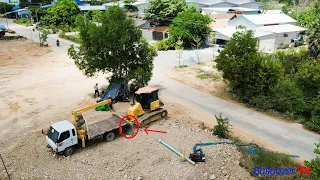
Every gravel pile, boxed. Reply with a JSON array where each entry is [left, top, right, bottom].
[[1, 114, 252, 180]]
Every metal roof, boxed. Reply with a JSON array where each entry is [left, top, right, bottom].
[[51, 120, 74, 132], [79, 5, 107, 11], [228, 7, 260, 12], [213, 26, 273, 40], [264, 10, 283, 14], [256, 24, 307, 33], [242, 14, 296, 25]]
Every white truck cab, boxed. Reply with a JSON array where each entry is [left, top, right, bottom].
[[46, 120, 78, 156]]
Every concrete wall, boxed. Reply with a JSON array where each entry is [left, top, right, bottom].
[[274, 31, 299, 49], [258, 34, 276, 52], [136, 3, 149, 18], [141, 29, 153, 40], [228, 16, 256, 30]]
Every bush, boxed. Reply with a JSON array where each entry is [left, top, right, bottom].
[[13, 18, 33, 26], [213, 114, 230, 138], [154, 38, 175, 51], [0, 3, 14, 14], [272, 79, 306, 117], [304, 139, 320, 179]]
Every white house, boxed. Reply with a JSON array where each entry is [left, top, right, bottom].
[[0, 0, 19, 5], [212, 23, 306, 53], [264, 10, 283, 14], [228, 14, 297, 30], [256, 24, 306, 51], [103, 0, 149, 18]]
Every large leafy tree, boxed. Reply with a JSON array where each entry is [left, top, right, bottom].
[[40, 0, 81, 27], [169, 10, 212, 47], [124, 0, 139, 12], [144, 0, 188, 26], [215, 27, 283, 103], [307, 17, 320, 59], [30, 7, 47, 22], [68, 6, 157, 85], [0, 3, 14, 14]]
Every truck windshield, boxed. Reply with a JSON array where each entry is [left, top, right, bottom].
[[47, 126, 59, 143]]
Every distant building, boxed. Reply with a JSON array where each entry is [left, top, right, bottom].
[[228, 14, 297, 29], [0, 0, 19, 5]]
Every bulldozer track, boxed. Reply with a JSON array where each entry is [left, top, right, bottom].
[[113, 108, 168, 128]]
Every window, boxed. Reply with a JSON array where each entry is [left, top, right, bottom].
[[58, 131, 70, 143], [283, 34, 288, 37], [72, 129, 75, 136]]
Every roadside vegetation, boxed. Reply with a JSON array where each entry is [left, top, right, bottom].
[[214, 114, 311, 179], [59, 31, 81, 43], [13, 18, 33, 26]]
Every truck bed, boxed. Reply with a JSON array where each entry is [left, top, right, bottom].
[[87, 115, 128, 139]]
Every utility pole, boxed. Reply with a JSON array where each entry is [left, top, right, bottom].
[[4, 3, 9, 30]]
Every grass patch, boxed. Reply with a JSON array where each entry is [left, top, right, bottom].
[[59, 32, 81, 43], [229, 136, 310, 179], [196, 72, 222, 81], [13, 18, 32, 26]]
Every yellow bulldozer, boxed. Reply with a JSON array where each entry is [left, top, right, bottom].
[[125, 85, 168, 126]]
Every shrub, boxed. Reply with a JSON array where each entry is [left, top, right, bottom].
[[213, 113, 230, 138], [14, 18, 32, 26], [154, 38, 175, 51], [272, 79, 306, 117], [304, 139, 320, 179]]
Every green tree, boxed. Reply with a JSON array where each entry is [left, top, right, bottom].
[[175, 37, 184, 67], [191, 36, 202, 64], [68, 6, 157, 86], [30, 7, 47, 22], [0, 2, 14, 14], [124, 0, 138, 12], [213, 113, 230, 139], [307, 17, 320, 59], [144, 0, 188, 26], [40, 29, 49, 47], [40, 0, 81, 27], [215, 27, 283, 103], [169, 10, 212, 47], [304, 139, 320, 179], [296, 60, 320, 98]]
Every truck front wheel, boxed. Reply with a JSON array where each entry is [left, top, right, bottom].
[[64, 147, 74, 157], [105, 132, 115, 142]]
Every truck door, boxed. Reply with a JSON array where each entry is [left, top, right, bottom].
[[71, 128, 78, 145], [57, 130, 72, 152]]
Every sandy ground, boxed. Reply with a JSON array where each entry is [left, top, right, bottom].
[[0, 40, 253, 179]]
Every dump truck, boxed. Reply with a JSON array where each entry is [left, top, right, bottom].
[[44, 85, 167, 156]]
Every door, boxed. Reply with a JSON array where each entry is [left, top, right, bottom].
[[57, 130, 72, 152]]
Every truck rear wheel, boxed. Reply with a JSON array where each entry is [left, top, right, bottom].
[[64, 147, 74, 157], [105, 132, 115, 142]]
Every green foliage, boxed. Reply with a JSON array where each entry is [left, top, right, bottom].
[[272, 79, 306, 117], [68, 6, 157, 86], [144, 0, 188, 26], [296, 60, 320, 98], [307, 17, 320, 59], [216, 27, 283, 103], [30, 7, 47, 22], [191, 36, 202, 63], [0, 2, 14, 14], [213, 114, 230, 139], [154, 38, 176, 51], [169, 10, 212, 47], [124, 0, 138, 12], [13, 18, 33, 26], [306, 92, 320, 132], [40, 29, 49, 46], [290, 0, 320, 28], [59, 31, 81, 43], [40, 0, 81, 27], [196, 72, 221, 81], [304, 139, 320, 179], [275, 48, 308, 77]]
